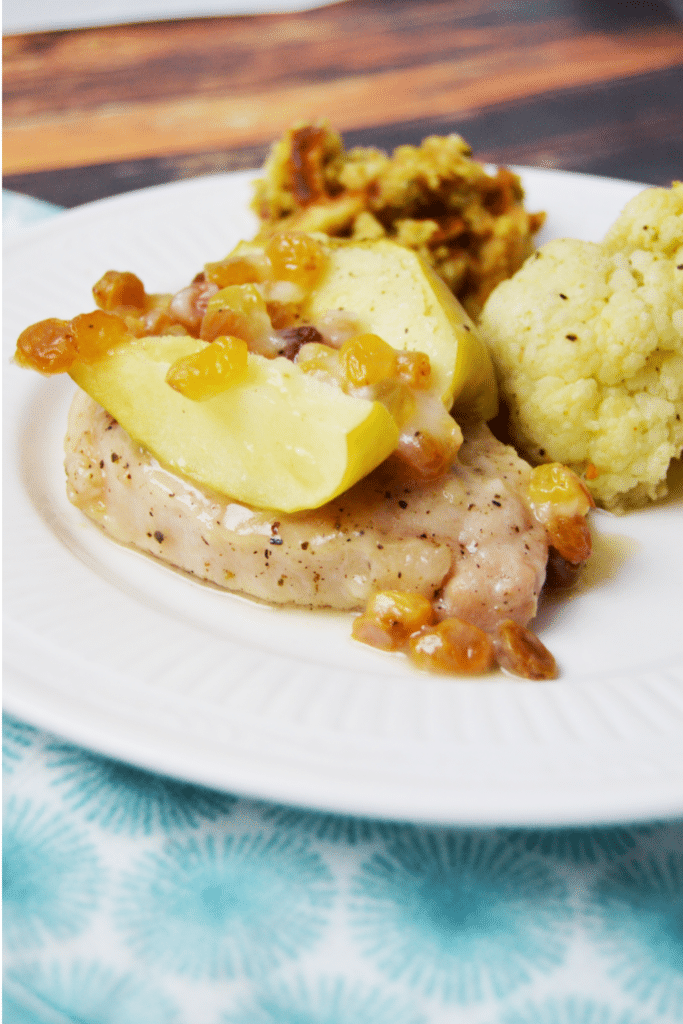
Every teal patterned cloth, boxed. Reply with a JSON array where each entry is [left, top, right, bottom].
[[4, 713, 683, 1024], [4, 192, 683, 1024]]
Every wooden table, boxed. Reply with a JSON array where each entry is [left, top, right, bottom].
[[3, 0, 683, 208]]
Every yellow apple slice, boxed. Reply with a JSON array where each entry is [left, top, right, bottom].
[[306, 238, 497, 420], [69, 335, 399, 512], [237, 235, 498, 420]]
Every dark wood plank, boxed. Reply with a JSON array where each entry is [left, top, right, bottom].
[[5, 65, 682, 207], [4, 0, 677, 119], [4, 0, 682, 176]]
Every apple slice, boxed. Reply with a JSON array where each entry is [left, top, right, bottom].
[[69, 335, 399, 513], [305, 238, 497, 420], [236, 235, 498, 421]]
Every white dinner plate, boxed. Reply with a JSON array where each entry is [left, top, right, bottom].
[[4, 167, 683, 826]]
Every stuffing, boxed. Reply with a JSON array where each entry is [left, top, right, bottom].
[[479, 182, 683, 511], [251, 122, 545, 319]]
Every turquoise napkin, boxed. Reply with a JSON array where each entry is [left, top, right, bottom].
[[4, 191, 683, 1024]]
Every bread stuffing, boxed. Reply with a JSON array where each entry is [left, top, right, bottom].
[[251, 122, 545, 320]]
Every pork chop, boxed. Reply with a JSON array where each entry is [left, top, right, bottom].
[[65, 390, 548, 632]]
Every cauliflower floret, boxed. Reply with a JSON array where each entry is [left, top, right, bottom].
[[479, 183, 683, 511], [604, 181, 683, 258]]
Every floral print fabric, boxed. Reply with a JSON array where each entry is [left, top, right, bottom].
[[4, 713, 683, 1024]]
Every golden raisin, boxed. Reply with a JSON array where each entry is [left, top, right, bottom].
[[528, 463, 593, 512], [206, 284, 267, 319], [265, 233, 327, 291], [339, 333, 398, 387], [352, 590, 435, 651], [166, 336, 249, 400], [396, 429, 454, 480], [408, 618, 495, 674], [351, 615, 396, 652], [70, 310, 130, 363], [494, 619, 557, 680], [15, 318, 77, 374], [92, 270, 146, 311], [528, 463, 594, 564], [204, 253, 269, 288], [545, 514, 592, 565]]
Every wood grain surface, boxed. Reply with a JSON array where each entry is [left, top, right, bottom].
[[3, 0, 683, 206]]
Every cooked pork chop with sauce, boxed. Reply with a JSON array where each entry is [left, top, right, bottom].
[[65, 390, 549, 632]]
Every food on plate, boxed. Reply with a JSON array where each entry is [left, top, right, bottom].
[[68, 333, 399, 514], [14, 162, 593, 680], [236, 236, 498, 418], [65, 390, 590, 680], [251, 122, 545, 319], [65, 394, 545, 624], [479, 182, 683, 511], [18, 235, 496, 513]]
